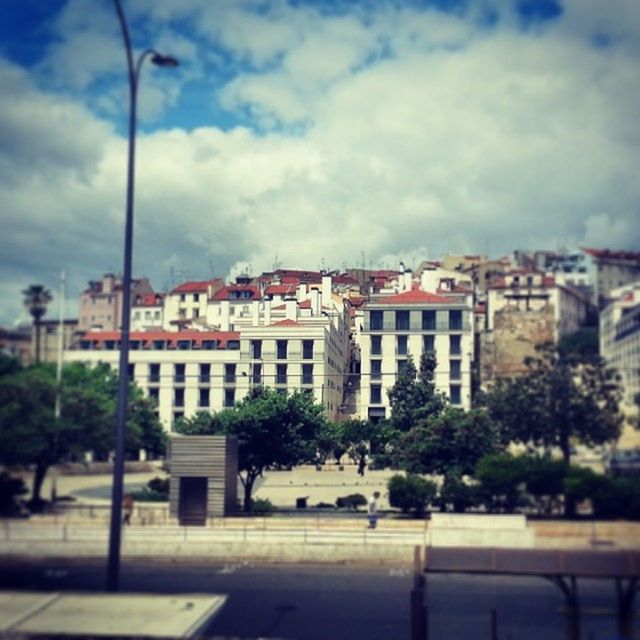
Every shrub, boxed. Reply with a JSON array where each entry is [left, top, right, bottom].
[[388, 474, 437, 515], [476, 454, 528, 513], [251, 498, 275, 514], [336, 493, 367, 511], [129, 488, 167, 502], [438, 474, 481, 513], [0, 472, 28, 516], [147, 476, 169, 495], [314, 502, 335, 509]]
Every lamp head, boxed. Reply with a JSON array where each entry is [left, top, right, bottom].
[[151, 53, 179, 67]]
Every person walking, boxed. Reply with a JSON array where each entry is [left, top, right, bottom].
[[122, 494, 134, 525], [367, 491, 380, 529]]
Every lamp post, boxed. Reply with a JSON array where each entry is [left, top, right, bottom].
[[108, 0, 178, 592]]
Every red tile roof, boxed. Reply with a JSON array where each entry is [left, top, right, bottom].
[[582, 247, 640, 261], [79, 330, 240, 349], [133, 293, 164, 307], [374, 289, 455, 305], [171, 279, 223, 294], [265, 284, 298, 296], [270, 319, 301, 327]]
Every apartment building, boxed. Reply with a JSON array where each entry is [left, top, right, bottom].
[[600, 281, 640, 406], [78, 274, 155, 331], [163, 279, 224, 330], [358, 287, 474, 419], [583, 248, 640, 309], [481, 270, 592, 382], [131, 293, 165, 331], [66, 275, 351, 428]]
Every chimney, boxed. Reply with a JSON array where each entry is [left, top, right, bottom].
[[321, 275, 332, 309], [297, 283, 307, 302], [264, 299, 271, 326], [310, 289, 320, 316], [252, 300, 259, 326], [220, 300, 230, 331], [286, 299, 297, 321], [103, 273, 115, 294]]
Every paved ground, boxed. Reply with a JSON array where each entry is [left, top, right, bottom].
[[0, 558, 623, 640]]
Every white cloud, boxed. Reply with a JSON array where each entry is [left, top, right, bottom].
[[1, 1, 639, 327]]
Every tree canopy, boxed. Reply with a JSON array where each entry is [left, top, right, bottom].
[[0, 358, 166, 508], [482, 343, 622, 464], [176, 387, 327, 511]]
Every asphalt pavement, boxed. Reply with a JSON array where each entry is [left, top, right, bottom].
[[0, 558, 623, 640]]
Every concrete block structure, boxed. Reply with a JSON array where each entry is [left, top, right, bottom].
[[169, 435, 238, 523]]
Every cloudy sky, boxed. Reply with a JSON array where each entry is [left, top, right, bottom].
[[1, 0, 639, 326]]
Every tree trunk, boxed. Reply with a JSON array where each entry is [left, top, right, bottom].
[[31, 462, 49, 511], [34, 318, 41, 364], [242, 473, 257, 512]]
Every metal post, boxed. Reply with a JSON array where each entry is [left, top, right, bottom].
[[411, 545, 427, 640]]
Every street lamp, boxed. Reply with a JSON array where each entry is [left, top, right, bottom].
[[108, 0, 178, 592]]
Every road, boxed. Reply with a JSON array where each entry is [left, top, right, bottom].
[[0, 559, 623, 639]]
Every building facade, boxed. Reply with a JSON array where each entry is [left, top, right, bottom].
[[600, 281, 640, 407], [358, 288, 474, 419]]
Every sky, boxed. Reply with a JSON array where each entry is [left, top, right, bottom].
[[1, 0, 639, 326]]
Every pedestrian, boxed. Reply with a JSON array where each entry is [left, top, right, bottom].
[[122, 494, 134, 525], [367, 491, 380, 529]]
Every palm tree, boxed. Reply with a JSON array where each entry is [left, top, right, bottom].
[[22, 284, 52, 364]]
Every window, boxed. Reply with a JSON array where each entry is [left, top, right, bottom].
[[149, 363, 160, 384], [302, 363, 313, 385], [154, 311, 160, 319], [174, 387, 184, 407], [127, 364, 135, 381], [179, 294, 186, 302], [251, 339, 262, 359], [199, 363, 210, 384], [450, 359, 461, 380], [193, 308, 200, 319], [105, 340, 116, 350], [277, 340, 288, 359], [174, 363, 185, 384], [450, 334, 461, 356], [423, 335, 435, 353], [202, 340, 216, 350], [193, 293, 200, 302], [371, 335, 382, 356], [252, 363, 262, 385], [148, 387, 159, 404], [422, 310, 436, 330], [276, 363, 287, 385], [224, 363, 236, 384], [302, 339, 314, 360], [370, 384, 382, 404], [177, 340, 190, 350], [371, 359, 382, 381], [395, 310, 409, 331], [153, 340, 165, 350], [397, 335, 408, 355], [130, 340, 141, 350], [224, 388, 235, 407], [144, 310, 151, 319], [397, 359, 409, 376], [227, 340, 240, 350], [199, 387, 210, 408], [370, 310, 383, 330], [449, 310, 462, 330], [449, 384, 461, 405]]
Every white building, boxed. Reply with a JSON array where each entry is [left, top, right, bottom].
[[600, 281, 640, 406], [131, 293, 164, 331], [163, 279, 224, 331], [358, 287, 474, 420], [66, 276, 351, 429]]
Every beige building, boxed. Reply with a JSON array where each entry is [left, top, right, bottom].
[[583, 248, 640, 308], [481, 270, 592, 382], [78, 273, 154, 331]]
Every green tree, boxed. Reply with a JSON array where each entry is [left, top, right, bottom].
[[475, 453, 529, 513], [387, 352, 446, 432], [177, 388, 326, 511], [388, 474, 437, 515], [483, 343, 622, 465], [393, 407, 500, 478], [0, 361, 166, 508], [22, 284, 52, 364]]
